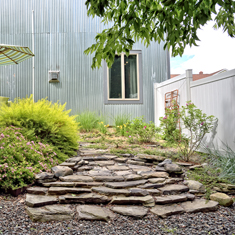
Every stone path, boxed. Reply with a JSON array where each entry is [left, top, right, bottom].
[[25, 143, 219, 222]]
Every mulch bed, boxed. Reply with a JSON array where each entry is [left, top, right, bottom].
[[0, 192, 234, 235]]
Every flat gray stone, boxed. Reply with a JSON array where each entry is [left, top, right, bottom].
[[146, 189, 161, 196], [59, 162, 76, 167], [155, 166, 166, 172], [115, 158, 128, 163], [136, 154, 165, 162], [129, 188, 149, 196], [115, 170, 133, 176], [37, 178, 57, 184], [155, 195, 188, 204], [165, 178, 183, 184], [81, 155, 108, 160], [176, 162, 193, 167], [140, 171, 169, 179], [26, 194, 58, 207], [184, 180, 206, 192], [26, 205, 73, 222], [158, 184, 189, 195], [158, 159, 172, 167], [74, 182, 103, 187], [148, 178, 166, 184], [189, 165, 203, 170], [111, 195, 155, 207], [35, 172, 54, 180], [51, 166, 73, 178], [76, 166, 93, 171], [92, 187, 130, 196], [107, 165, 129, 171], [105, 180, 147, 189], [77, 205, 115, 222], [180, 199, 219, 213], [102, 154, 117, 160], [80, 150, 107, 157], [93, 176, 125, 182], [164, 163, 182, 173], [26, 187, 48, 195], [89, 161, 115, 166], [42, 182, 75, 187], [65, 156, 81, 163], [129, 165, 152, 173], [139, 183, 165, 189], [59, 175, 93, 182], [59, 193, 110, 204], [88, 170, 112, 176], [111, 206, 148, 218], [123, 174, 143, 181], [126, 160, 148, 166], [48, 187, 91, 195], [184, 193, 196, 201], [150, 204, 185, 218]]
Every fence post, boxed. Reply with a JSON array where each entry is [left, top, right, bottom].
[[186, 69, 193, 101]]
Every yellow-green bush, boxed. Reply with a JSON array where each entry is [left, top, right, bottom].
[[0, 96, 79, 157]]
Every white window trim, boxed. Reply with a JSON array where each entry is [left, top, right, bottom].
[[104, 50, 143, 105]]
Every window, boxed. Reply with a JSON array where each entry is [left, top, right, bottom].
[[104, 50, 143, 104]]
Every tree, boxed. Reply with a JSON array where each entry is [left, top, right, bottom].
[[84, 0, 235, 68]]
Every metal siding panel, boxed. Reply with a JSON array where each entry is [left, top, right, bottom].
[[0, 0, 169, 124]]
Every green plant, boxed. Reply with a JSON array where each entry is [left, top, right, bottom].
[[114, 114, 131, 131], [0, 96, 79, 157], [97, 122, 109, 134], [159, 101, 181, 143], [0, 126, 62, 191], [177, 102, 216, 162], [187, 165, 229, 199], [129, 117, 160, 143], [204, 142, 235, 183], [76, 111, 101, 132]]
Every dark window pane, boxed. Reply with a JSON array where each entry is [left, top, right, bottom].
[[124, 55, 138, 98], [109, 55, 122, 99]]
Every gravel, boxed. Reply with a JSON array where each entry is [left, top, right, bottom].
[[0, 193, 234, 235]]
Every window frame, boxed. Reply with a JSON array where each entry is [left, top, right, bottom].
[[104, 50, 143, 105]]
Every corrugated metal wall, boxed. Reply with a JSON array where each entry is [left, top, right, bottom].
[[0, 0, 169, 124]]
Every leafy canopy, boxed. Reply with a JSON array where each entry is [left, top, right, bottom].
[[85, 0, 235, 68]]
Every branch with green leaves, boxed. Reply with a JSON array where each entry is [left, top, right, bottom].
[[85, 0, 235, 68]]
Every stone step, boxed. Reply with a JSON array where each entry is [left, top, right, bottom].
[[158, 184, 189, 195], [155, 195, 188, 204], [111, 195, 155, 207], [42, 181, 103, 188], [59, 175, 93, 182], [27, 187, 48, 195], [26, 194, 58, 207], [111, 206, 148, 218], [48, 187, 91, 195], [59, 193, 110, 204], [93, 175, 125, 182], [105, 180, 148, 189], [150, 204, 185, 218]]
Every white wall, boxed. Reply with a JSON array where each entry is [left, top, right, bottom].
[[154, 69, 235, 151]]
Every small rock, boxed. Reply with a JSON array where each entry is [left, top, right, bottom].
[[111, 206, 148, 218], [77, 205, 115, 222], [158, 159, 172, 167], [35, 172, 54, 180], [59, 162, 76, 167], [210, 192, 234, 207], [155, 166, 166, 172], [184, 180, 206, 193], [164, 163, 182, 173], [51, 166, 73, 178], [176, 162, 193, 167]]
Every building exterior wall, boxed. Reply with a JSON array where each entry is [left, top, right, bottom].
[[0, 0, 169, 123]]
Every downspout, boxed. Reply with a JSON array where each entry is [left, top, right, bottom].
[[32, 10, 35, 102]]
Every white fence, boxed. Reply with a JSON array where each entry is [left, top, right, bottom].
[[154, 69, 235, 151]]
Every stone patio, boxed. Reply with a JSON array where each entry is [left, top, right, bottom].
[[25, 143, 219, 222]]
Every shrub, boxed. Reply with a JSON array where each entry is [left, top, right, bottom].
[[75, 111, 102, 132], [178, 102, 216, 161], [204, 142, 235, 184], [97, 122, 109, 134], [129, 117, 160, 143], [159, 101, 181, 143], [0, 96, 79, 157], [0, 126, 63, 190]]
